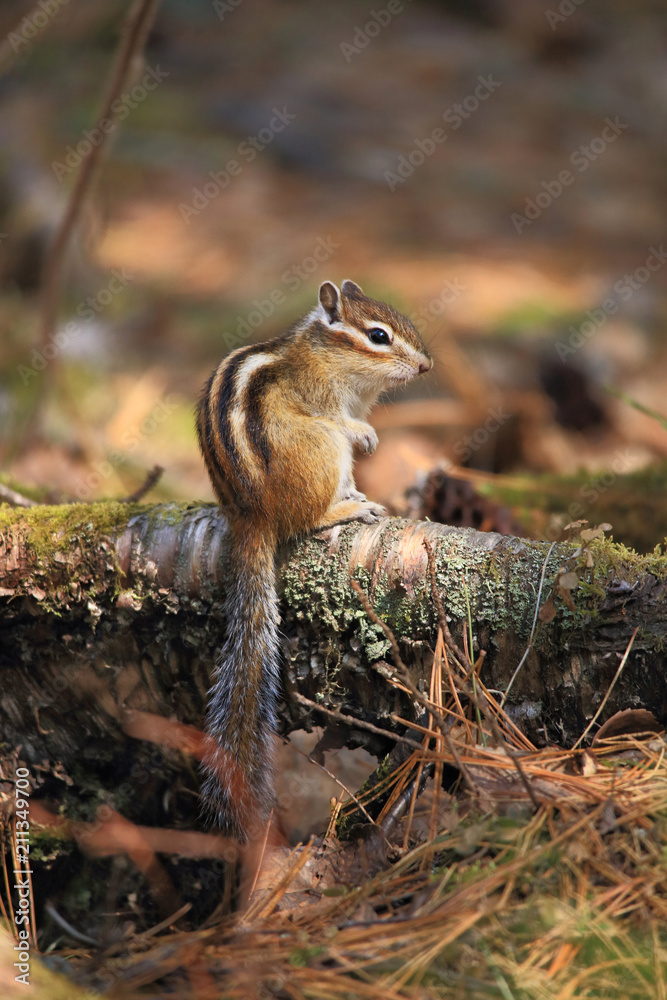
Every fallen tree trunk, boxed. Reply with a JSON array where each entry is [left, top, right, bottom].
[[0, 501, 666, 827]]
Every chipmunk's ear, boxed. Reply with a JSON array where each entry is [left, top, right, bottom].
[[319, 281, 341, 323], [341, 279, 364, 298]]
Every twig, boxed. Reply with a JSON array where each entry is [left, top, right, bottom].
[[0, 483, 38, 508], [573, 627, 639, 749], [99, 901, 193, 957], [121, 465, 164, 503], [350, 579, 478, 794], [243, 838, 316, 923], [500, 540, 556, 708], [292, 692, 425, 753], [286, 736, 376, 827], [0, 465, 163, 509], [463, 581, 485, 742], [38, 0, 161, 353], [244, 810, 274, 904], [44, 901, 99, 947], [379, 763, 435, 838], [604, 384, 667, 431], [449, 657, 540, 807], [427, 631, 445, 845]]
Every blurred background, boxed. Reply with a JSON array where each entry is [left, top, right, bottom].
[[0, 0, 667, 528], [2, 0, 667, 837], [1, 0, 667, 534]]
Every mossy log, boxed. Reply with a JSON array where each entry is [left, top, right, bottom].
[[0, 501, 666, 830], [472, 461, 667, 554]]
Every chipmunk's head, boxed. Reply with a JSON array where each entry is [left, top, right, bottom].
[[312, 280, 432, 392]]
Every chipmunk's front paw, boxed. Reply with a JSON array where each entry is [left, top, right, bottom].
[[343, 420, 378, 456], [315, 498, 387, 529], [351, 500, 387, 523], [355, 427, 379, 455]]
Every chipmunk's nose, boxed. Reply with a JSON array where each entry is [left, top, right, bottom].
[[418, 357, 433, 374]]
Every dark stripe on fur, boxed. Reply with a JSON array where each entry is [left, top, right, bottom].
[[244, 363, 281, 469], [196, 371, 231, 502], [309, 319, 386, 358], [331, 329, 386, 358], [214, 347, 254, 485]]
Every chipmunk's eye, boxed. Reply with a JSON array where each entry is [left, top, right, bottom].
[[367, 328, 391, 345]]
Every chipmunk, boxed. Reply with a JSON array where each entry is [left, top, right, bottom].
[[196, 279, 432, 841]]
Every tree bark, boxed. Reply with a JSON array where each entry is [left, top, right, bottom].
[[0, 501, 665, 826]]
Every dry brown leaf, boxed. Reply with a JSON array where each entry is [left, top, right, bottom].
[[538, 598, 557, 623], [592, 708, 661, 744]]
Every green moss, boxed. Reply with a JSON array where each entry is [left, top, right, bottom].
[[29, 827, 73, 863], [586, 535, 667, 581], [0, 500, 204, 569], [578, 579, 606, 602], [476, 463, 667, 554], [0, 501, 144, 563], [141, 499, 203, 531], [0, 502, 158, 614]]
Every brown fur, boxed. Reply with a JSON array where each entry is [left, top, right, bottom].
[[196, 281, 431, 839]]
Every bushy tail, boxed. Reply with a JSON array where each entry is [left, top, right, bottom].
[[200, 523, 280, 842]]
